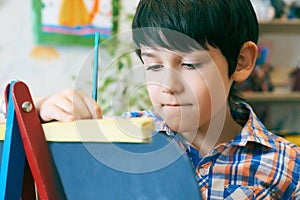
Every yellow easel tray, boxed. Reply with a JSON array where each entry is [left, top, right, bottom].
[[0, 117, 154, 143]]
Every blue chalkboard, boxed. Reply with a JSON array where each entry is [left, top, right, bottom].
[[0, 132, 201, 199]]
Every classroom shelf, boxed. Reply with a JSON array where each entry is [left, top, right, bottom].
[[259, 19, 300, 34], [242, 92, 300, 103]]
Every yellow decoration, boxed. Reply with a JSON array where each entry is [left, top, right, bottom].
[[284, 135, 300, 146], [58, 0, 100, 26], [30, 46, 59, 60]]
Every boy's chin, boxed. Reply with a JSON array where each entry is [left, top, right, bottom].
[[165, 120, 199, 135]]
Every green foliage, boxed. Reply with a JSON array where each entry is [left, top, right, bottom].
[[98, 53, 151, 116], [96, 4, 151, 115]]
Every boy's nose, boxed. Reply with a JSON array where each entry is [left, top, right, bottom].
[[160, 68, 184, 94]]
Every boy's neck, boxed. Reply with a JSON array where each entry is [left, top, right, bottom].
[[183, 103, 242, 156]]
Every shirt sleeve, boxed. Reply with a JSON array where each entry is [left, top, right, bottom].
[[122, 110, 167, 133], [122, 110, 157, 118]]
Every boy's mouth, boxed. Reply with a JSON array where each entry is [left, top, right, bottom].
[[162, 103, 193, 107]]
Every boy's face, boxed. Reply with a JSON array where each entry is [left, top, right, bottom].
[[141, 45, 233, 134]]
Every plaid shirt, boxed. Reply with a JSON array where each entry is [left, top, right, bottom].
[[123, 102, 300, 199]]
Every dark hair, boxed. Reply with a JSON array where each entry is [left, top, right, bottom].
[[132, 0, 259, 102]]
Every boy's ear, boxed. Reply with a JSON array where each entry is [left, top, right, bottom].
[[232, 41, 258, 82]]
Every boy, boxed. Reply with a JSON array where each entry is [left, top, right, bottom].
[[127, 1, 300, 199], [5, 0, 300, 199]]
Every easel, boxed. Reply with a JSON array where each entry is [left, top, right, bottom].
[[0, 81, 66, 199], [0, 81, 201, 200]]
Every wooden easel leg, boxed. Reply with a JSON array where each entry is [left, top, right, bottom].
[[22, 160, 36, 200]]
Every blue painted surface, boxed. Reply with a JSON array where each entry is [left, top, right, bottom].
[[0, 132, 201, 200]]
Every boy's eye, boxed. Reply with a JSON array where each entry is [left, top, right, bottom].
[[146, 65, 163, 71], [182, 63, 202, 69]]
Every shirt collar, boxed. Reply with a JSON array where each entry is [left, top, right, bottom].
[[229, 102, 275, 149]]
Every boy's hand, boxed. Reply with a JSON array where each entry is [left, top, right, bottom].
[[35, 89, 102, 122]]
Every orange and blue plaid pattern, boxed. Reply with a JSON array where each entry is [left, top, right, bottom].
[[123, 102, 300, 199]]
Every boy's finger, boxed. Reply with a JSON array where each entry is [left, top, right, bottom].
[[74, 96, 97, 120], [89, 100, 102, 119], [79, 93, 102, 119], [40, 105, 74, 122]]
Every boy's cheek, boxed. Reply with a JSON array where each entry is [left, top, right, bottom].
[[146, 85, 160, 101]]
